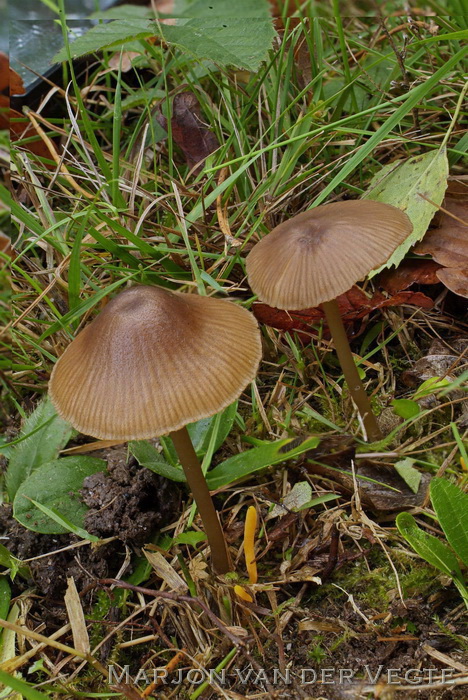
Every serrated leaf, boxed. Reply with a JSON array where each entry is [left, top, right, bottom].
[[13, 456, 105, 535], [129, 441, 186, 482], [179, 0, 273, 18], [53, 12, 276, 72], [6, 397, 73, 499], [53, 19, 154, 63], [159, 17, 276, 71], [394, 458, 422, 494], [207, 436, 320, 490], [430, 478, 468, 567], [364, 147, 449, 275]]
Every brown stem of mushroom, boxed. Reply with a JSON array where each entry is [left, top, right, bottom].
[[170, 426, 231, 574], [321, 299, 382, 442]]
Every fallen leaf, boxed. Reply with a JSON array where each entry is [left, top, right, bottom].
[[269, 481, 312, 518], [157, 91, 219, 172], [9, 108, 53, 162], [253, 285, 433, 338], [401, 338, 468, 389], [0, 232, 12, 262], [10, 66, 25, 96], [436, 267, 468, 298], [305, 438, 431, 513], [0, 52, 8, 92], [415, 198, 468, 269], [109, 51, 141, 72], [364, 148, 449, 274], [378, 259, 442, 294]]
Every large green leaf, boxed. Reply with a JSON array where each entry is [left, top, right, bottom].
[[364, 147, 449, 275], [5, 397, 73, 499], [159, 17, 276, 71], [13, 457, 105, 534], [430, 478, 468, 567], [53, 1, 276, 71], [396, 512, 463, 580], [179, 0, 273, 18], [53, 19, 154, 62], [207, 436, 320, 490]]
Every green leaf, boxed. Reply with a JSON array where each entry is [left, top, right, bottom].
[[53, 6, 276, 71], [0, 670, 52, 700], [364, 147, 449, 275], [207, 436, 320, 490], [5, 397, 73, 499], [414, 376, 451, 399], [13, 457, 105, 535], [300, 493, 341, 510], [391, 398, 420, 420], [175, 531, 207, 546], [53, 19, 154, 63], [396, 512, 463, 580], [394, 458, 422, 494], [159, 17, 276, 71], [179, 0, 273, 18], [129, 441, 186, 482], [188, 401, 237, 456], [430, 478, 468, 567]]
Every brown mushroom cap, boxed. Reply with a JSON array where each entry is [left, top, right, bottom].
[[246, 200, 413, 309], [49, 285, 262, 440]]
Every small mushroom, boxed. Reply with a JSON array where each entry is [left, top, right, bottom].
[[49, 285, 262, 574], [246, 200, 412, 442]]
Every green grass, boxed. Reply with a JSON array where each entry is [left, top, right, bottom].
[[1, 1, 467, 696]]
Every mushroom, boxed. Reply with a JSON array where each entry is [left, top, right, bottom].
[[246, 200, 412, 442], [49, 285, 262, 574]]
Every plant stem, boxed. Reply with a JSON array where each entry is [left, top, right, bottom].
[[170, 426, 231, 574], [322, 299, 382, 442]]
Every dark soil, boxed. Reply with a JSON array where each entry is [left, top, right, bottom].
[[0, 446, 181, 626]]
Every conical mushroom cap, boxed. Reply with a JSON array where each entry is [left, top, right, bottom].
[[246, 200, 412, 309], [49, 286, 262, 440]]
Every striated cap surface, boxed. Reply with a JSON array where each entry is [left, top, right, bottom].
[[246, 200, 412, 309], [49, 285, 262, 439]]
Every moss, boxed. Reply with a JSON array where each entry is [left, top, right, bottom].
[[308, 549, 443, 613]]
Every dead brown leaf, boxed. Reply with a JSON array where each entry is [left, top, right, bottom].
[[253, 285, 434, 339], [378, 259, 442, 294], [109, 51, 140, 72], [436, 267, 468, 298], [413, 180, 468, 298], [0, 52, 8, 93], [305, 438, 430, 514], [157, 91, 219, 172]]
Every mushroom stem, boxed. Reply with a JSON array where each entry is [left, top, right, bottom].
[[321, 299, 382, 442], [170, 426, 231, 574]]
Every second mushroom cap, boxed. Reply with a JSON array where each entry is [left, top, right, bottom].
[[246, 200, 413, 310]]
